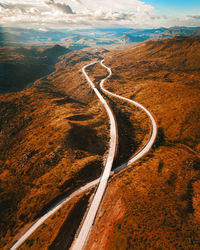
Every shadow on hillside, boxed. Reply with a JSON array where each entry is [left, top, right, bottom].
[[100, 92, 139, 168], [153, 127, 165, 149], [66, 114, 94, 121], [0, 45, 69, 94], [65, 124, 106, 155], [35, 159, 103, 220], [59, 159, 103, 192], [48, 193, 92, 250], [54, 96, 86, 106]]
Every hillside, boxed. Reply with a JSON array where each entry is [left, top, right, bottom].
[[1, 36, 200, 249], [0, 45, 69, 94], [85, 36, 200, 249], [0, 48, 110, 249], [1, 26, 200, 48]]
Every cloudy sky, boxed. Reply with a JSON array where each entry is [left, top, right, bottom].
[[0, 0, 200, 29]]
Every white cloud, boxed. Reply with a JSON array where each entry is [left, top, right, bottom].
[[0, 0, 155, 28], [46, 0, 74, 14], [0, 0, 199, 29]]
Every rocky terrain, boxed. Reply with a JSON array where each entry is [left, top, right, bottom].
[[1, 26, 200, 48], [0, 36, 200, 249], [0, 45, 69, 93], [85, 36, 200, 249], [0, 48, 109, 249]]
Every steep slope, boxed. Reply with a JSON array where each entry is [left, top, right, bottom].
[[0, 45, 69, 94], [86, 36, 200, 249], [0, 49, 110, 249], [2, 36, 200, 249]]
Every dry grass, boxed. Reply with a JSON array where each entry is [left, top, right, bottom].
[[2, 37, 200, 249], [86, 62, 150, 168], [0, 49, 109, 248], [16, 190, 93, 250], [86, 146, 200, 249], [86, 37, 200, 249]]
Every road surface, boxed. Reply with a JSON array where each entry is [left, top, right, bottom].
[[10, 60, 118, 250], [71, 61, 118, 250], [10, 179, 100, 250], [100, 60, 157, 173], [10, 59, 157, 250], [71, 60, 157, 249]]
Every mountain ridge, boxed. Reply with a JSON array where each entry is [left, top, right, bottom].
[[1, 26, 200, 47]]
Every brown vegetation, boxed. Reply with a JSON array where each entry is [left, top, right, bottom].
[[18, 190, 93, 250], [86, 63, 150, 168], [86, 36, 200, 249], [0, 49, 109, 248], [0, 45, 69, 93], [1, 36, 200, 249]]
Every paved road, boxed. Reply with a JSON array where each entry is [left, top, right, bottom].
[[71, 61, 118, 250], [10, 178, 100, 250], [100, 60, 157, 173], [71, 60, 157, 249], [10, 60, 118, 250], [10, 59, 157, 250]]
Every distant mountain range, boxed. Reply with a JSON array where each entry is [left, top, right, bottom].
[[0, 26, 200, 48]]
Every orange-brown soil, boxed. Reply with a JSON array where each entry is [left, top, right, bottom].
[[86, 146, 200, 249], [1, 36, 200, 250], [0, 45, 69, 93], [0, 48, 109, 248], [18, 189, 94, 250], [86, 63, 150, 168], [85, 37, 200, 249]]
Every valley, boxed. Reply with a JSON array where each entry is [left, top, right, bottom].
[[0, 36, 200, 249], [86, 36, 200, 249]]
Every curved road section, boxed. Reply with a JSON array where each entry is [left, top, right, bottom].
[[10, 178, 100, 250], [71, 61, 118, 250], [10, 60, 118, 250], [100, 60, 157, 173], [71, 60, 157, 249], [10, 59, 157, 250]]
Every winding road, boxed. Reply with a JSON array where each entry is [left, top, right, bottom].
[[10, 59, 157, 250], [71, 61, 118, 250], [10, 179, 100, 250], [100, 60, 157, 173]]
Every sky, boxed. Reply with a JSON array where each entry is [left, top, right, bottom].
[[0, 0, 200, 29]]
